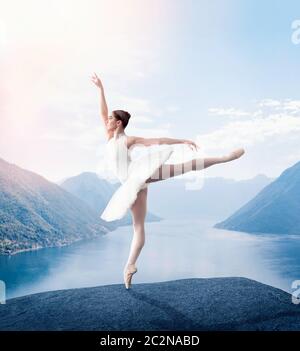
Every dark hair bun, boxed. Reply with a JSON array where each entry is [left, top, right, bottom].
[[112, 110, 131, 129]]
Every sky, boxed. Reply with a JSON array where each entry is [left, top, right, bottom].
[[1, 0, 300, 184]]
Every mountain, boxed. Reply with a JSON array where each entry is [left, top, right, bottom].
[[0, 157, 110, 255], [145, 174, 272, 220], [0, 277, 299, 331], [60, 172, 162, 225], [214, 160, 300, 235]]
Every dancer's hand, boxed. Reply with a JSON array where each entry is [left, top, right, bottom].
[[91, 72, 103, 89], [183, 140, 200, 151]]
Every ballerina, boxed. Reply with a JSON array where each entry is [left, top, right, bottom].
[[91, 72, 245, 289]]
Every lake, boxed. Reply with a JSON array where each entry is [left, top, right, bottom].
[[0, 218, 299, 299]]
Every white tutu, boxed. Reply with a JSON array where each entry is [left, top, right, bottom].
[[100, 134, 174, 221]]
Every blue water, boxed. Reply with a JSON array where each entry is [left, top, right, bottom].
[[0, 218, 299, 299]]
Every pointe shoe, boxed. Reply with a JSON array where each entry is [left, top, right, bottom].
[[123, 264, 138, 289], [223, 148, 245, 162]]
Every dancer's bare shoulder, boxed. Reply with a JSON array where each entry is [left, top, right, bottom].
[[125, 135, 139, 149]]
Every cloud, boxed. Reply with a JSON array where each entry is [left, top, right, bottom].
[[198, 99, 300, 152], [208, 107, 252, 118], [258, 98, 300, 113], [281, 99, 300, 113], [257, 99, 282, 108]]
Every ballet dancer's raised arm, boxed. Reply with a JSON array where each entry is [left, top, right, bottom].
[[91, 72, 110, 137], [127, 136, 200, 152]]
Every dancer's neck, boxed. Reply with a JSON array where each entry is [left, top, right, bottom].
[[114, 131, 126, 138]]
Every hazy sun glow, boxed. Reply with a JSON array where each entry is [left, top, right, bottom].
[[1, 0, 299, 183], [0, 0, 176, 181]]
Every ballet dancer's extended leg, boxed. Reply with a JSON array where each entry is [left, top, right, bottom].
[[123, 186, 148, 288], [145, 147, 245, 183]]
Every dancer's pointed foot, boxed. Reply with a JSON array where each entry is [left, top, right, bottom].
[[123, 264, 138, 289], [221, 148, 245, 162]]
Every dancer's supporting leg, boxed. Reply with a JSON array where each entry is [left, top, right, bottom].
[[145, 148, 245, 183], [126, 186, 148, 268]]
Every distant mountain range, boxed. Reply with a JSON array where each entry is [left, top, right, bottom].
[[2, 152, 294, 256], [214, 160, 300, 235], [59, 172, 272, 223], [0, 157, 110, 255], [144, 174, 273, 221], [59, 172, 162, 226]]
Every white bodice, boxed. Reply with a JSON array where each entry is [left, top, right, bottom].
[[101, 134, 175, 221], [106, 133, 132, 183]]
